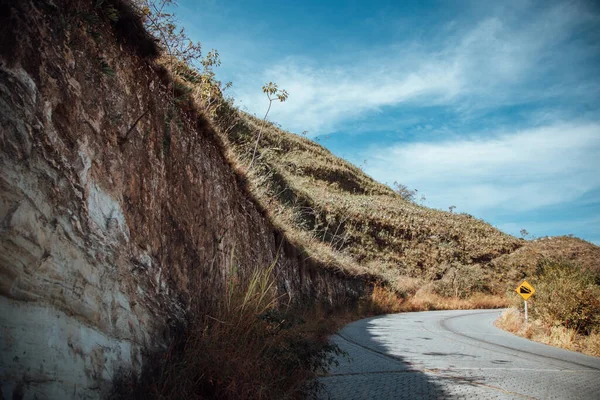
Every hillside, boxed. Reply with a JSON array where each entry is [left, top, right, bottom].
[[124, 1, 599, 300], [211, 108, 600, 297], [491, 236, 600, 281], [214, 109, 517, 296]]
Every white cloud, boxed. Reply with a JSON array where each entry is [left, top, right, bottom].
[[234, 56, 461, 133], [362, 122, 600, 214], [229, 1, 598, 135]]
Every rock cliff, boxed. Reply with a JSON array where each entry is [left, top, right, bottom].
[[0, 1, 366, 398]]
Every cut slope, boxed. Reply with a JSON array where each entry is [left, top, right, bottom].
[[215, 109, 522, 295]]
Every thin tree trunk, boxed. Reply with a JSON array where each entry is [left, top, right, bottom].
[[249, 99, 272, 170]]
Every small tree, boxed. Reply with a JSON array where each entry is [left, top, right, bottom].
[[448, 205, 456, 213], [134, 0, 230, 116], [393, 181, 416, 202], [249, 82, 288, 169], [135, 0, 202, 67], [520, 229, 529, 239]]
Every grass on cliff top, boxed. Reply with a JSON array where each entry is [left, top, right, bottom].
[[215, 108, 523, 294]]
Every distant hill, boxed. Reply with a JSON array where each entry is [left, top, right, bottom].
[[491, 236, 600, 282]]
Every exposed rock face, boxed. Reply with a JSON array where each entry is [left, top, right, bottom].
[[0, 1, 366, 398]]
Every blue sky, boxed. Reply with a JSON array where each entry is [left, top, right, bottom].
[[176, 0, 600, 244]]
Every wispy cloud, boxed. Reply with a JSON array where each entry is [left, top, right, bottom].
[[235, 55, 461, 133], [230, 1, 599, 135], [361, 121, 600, 215]]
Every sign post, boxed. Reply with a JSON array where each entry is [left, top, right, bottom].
[[515, 280, 535, 324]]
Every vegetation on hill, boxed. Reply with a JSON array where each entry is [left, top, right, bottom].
[[497, 259, 600, 357], [216, 107, 525, 296], [130, 0, 599, 302], [214, 105, 600, 301], [492, 235, 600, 278]]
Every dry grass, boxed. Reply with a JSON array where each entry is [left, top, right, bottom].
[[111, 258, 351, 399], [496, 308, 523, 333], [212, 109, 525, 296], [526, 260, 600, 335], [404, 291, 509, 311], [584, 332, 600, 356], [496, 308, 600, 357], [359, 284, 508, 316], [496, 260, 600, 358]]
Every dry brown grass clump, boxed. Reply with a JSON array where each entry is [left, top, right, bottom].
[[358, 285, 508, 316], [403, 291, 509, 311], [111, 259, 347, 399], [496, 308, 600, 357], [496, 308, 523, 333]]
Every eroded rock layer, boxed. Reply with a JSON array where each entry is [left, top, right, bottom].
[[0, 1, 366, 398]]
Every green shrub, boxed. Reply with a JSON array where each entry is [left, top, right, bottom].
[[531, 260, 600, 335]]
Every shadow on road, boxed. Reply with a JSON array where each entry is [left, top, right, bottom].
[[319, 310, 600, 399], [317, 315, 453, 399], [317, 314, 501, 399]]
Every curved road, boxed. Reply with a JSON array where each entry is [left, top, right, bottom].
[[317, 309, 600, 399]]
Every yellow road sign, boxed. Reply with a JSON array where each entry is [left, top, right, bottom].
[[515, 280, 535, 300]]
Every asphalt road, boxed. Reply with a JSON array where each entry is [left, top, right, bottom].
[[317, 309, 600, 399]]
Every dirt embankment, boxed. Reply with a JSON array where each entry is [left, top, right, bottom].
[[0, 1, 367, 398]]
